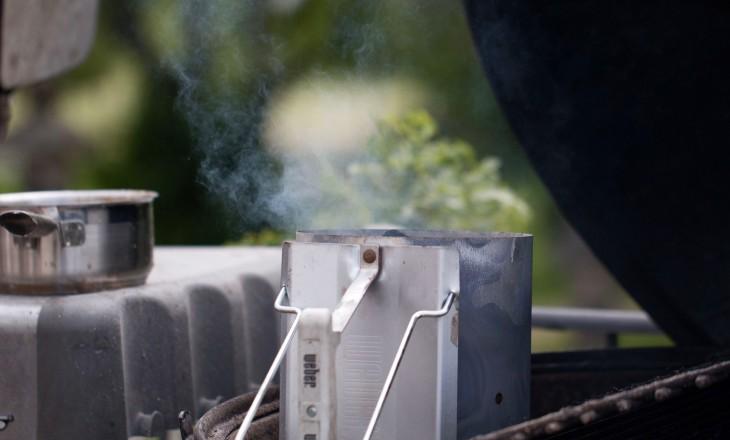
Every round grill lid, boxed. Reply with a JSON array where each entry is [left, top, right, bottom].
[[466, 1, 730, 346]]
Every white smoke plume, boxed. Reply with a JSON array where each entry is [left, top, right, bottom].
[[138, 0, 528, 233]]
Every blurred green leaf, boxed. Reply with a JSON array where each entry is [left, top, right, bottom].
[[233, 228, 290, 246], [313, 110, 530, 231]]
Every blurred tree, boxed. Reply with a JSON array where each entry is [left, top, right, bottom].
[[1, 0, 616, 334], [313, 110, 530, 230], [41, 0, 565, 303]]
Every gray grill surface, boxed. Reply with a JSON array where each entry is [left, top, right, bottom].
[[0, 247, 281, 440]]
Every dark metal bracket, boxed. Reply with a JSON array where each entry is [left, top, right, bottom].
[[178, 410, 194, 440], [0, 414, 14, 431]]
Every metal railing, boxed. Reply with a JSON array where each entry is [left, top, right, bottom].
[[532, 306, 661, 348]]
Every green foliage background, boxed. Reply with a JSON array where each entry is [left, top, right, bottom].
[[1, 0, 665, 349], [311, 110, 530, 231], [7, 0, 568, 305]]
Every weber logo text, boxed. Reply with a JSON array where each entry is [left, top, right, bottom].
[[303, 353, 319, 388]]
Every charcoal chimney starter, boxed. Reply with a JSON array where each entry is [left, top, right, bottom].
[[247, 230, 532, 440]]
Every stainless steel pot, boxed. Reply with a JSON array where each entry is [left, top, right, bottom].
[[0, 190, 157, 294]]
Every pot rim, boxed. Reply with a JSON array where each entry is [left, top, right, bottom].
[[0, 190, 158, 207]]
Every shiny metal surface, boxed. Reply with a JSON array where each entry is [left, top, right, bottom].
[[0, 190, 157, 294], [532, 306, 660, 334], [280, 240, 460, 440], [297, 230, 533, 438], [364, 290, 458, 440], [331, 245, 380, 333], [0, 246, 282, 439]]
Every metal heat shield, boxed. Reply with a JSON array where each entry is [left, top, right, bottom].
[[295, 230, 534, 438], [280, 241, 460, 440]]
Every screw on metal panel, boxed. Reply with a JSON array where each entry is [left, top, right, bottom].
[[306, 404, 318, 418], [362, 249, 377, 264]]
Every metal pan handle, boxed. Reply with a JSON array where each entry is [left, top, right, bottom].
[[362, 290, 458, 440], [0, 210, 57, 237]]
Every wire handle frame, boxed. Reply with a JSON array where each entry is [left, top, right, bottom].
[[362, 290, 458, 440], [234, 286, 300, 440], [235, 286, 458, 440]]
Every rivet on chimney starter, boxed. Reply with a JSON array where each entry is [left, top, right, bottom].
[[363, 249, 377, 264]]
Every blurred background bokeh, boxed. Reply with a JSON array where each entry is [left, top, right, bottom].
[[0, 0, 668, 350]]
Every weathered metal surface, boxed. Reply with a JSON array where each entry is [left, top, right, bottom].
[[0, 247, 281, 440], [193, 348, 730, 440], [294, 230, 533, 438], [1, 0, 98, 88], [529, 347, 724, 418], [478, 358, 730, 440]]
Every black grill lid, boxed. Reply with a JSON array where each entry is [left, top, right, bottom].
[[465, 1, 730, 345]]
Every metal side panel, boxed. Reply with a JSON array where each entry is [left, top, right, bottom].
[[122, 294, 182, 437], [295, 230, 533, 437], [187, 284, 237, 419], [281, 242, 459, 440], [0, 246, 282, 440], [0, 298, 42, 439], [37, 294, 127, 440]]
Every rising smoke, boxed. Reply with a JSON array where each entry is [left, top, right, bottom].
[[160, 0, 391, 231], [166, 1, 287, 229], [146, 0, 526, 233]]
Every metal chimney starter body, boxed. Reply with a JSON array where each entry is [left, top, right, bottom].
[[277, 230, 532, 440]]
